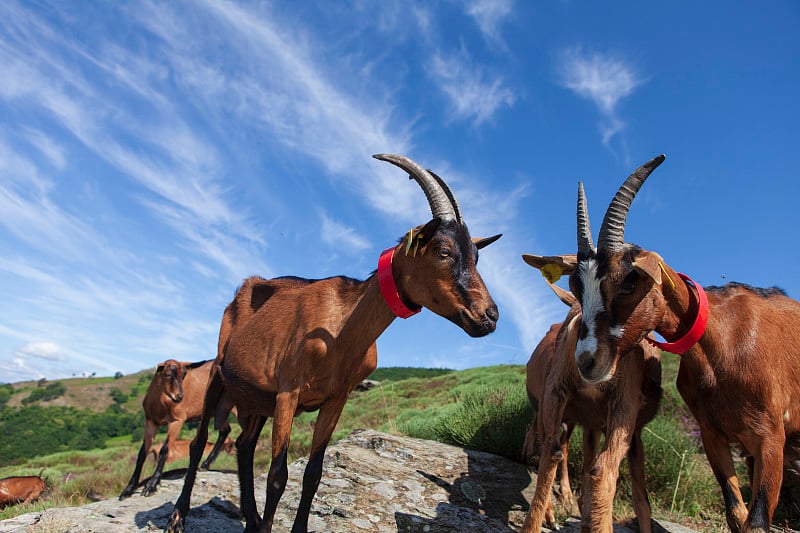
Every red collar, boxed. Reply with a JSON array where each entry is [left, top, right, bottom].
[[645, 273, 708, 355], [378, 247, 421, 319]]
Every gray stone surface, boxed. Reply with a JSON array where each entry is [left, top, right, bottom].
[[0, 429, 698, 532]]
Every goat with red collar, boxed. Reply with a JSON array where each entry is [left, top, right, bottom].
[[533, 155, 800, 532], [166, 154, 501, 533]]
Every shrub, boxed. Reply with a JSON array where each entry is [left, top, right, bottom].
[[22, 381, 66, 405], [402, 381, 533, 461]]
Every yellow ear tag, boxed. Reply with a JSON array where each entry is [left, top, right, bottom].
[[659, 262, 676, 290], [405, 228, 414, 256], [541, 263, 563, 284], [412, 233, 423, 257]]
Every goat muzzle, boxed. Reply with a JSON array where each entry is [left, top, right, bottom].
[[459, 304, 498, 337]]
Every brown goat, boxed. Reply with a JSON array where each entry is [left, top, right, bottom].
[[119, 358, 233, 499], [0, 470, 46, 508], [557, 154, 800, 532], [519, 262, 661, 533], [167, 154, 501, 533], [149, 438, 235, 463]]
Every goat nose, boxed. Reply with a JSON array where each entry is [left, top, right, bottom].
[[485, 305, 499, 323], [577, 354, 595, 376]]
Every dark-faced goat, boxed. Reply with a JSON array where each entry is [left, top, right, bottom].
[[520, 255, 661, 533], [557, 154, 800, 532], [119, 359, 233, 499], [166, 154, 501, 533]]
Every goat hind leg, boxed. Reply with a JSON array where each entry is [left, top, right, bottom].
[[237, 414, 267, 532], [627, 431, 652, 533], [200, 419, 233, 470], [700, 428, 747, 532], [745, 431, 786, 532]]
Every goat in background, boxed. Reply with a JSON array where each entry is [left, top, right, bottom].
[[521, 243, 661, 532], [167, 153, 501, 533], [561, 154, 800, 532], [119, 359, 233, 499]]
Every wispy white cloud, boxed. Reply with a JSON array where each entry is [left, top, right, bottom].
[[320, 212, 371, 254], [558, 47, 643, 149], [14, 341, 64, 362], [427, 48, 516, 126], [465, 0, 514, 49]]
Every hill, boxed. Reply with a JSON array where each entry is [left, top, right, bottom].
[[1, 363, 797, 531]]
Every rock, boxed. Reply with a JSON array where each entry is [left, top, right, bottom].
[[0, 430, 698, 532]]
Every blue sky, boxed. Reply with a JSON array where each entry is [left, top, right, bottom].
[[1, 1, 798, 382]]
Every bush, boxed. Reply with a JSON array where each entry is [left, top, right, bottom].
[[402, 382, 533, 461], [109, 388, 128, 404], [22, 381, 66, 405]]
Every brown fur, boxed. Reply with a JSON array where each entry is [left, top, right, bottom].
[[119, 358, 232, 499], [519, 274, 661, 533], [560, 156, 800, 532], [149, 438, 235, 463], [168, 216, 500, 533], [0, 475, 46, 507]]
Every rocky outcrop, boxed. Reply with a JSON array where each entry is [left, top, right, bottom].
[[0, 430, 697, 532]]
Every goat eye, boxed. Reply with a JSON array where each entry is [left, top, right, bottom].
[[619, 272, 638, 295], [438, 248, 451, 258]]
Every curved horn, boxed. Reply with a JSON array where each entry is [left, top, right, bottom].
[[576, 181, 594, 256], [427, 169, 462, 223], [597, 154, 666, 253], [373, 154, 456, 221]]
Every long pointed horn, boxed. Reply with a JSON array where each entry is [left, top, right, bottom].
[[597, 154, 666, 253], [427, 169, 462, 223], [373, 154, 456, 221], [577, 181, 594, 256]]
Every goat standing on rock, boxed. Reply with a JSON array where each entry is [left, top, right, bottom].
[[119, 359, 234, 500], [166, 154, 501, 533], [519, 248, 662, 533], [560, 154, 800, 532]]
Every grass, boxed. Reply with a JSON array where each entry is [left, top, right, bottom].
[[2, 363, 795, 531]]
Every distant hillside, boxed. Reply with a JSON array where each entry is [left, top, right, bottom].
[[4, 368, 155, 412], [1, 366, 452, 413]]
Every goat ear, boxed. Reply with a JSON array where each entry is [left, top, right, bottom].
[[156, 364, 165, 373], [522, 254, 578, 283], [548, 282, 578, 308], [473, 234, 502, 249], [412, 218, 442, 249], [632, 252, 665, 285]]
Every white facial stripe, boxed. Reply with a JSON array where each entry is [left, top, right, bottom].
[[576, 259, 604, 357]]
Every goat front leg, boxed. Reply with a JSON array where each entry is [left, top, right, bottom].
[[292, 397, 347, 533], [700, 426, 747, 533], [521, 393, 568, 533], [143, 419, 181, 497], [260, 390, 299, 533], [582, 409, 636, 532], [237, 414, 268, 532], [627, 431, 652, 533], [120, 419, 157, 499], [555, 422, 577, 514], [579, 427, 601, 523], [744, 428, 786, 532], [166, 371, 224, 533]]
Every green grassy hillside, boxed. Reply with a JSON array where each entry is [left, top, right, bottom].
[[1, 362, 793, 531]]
